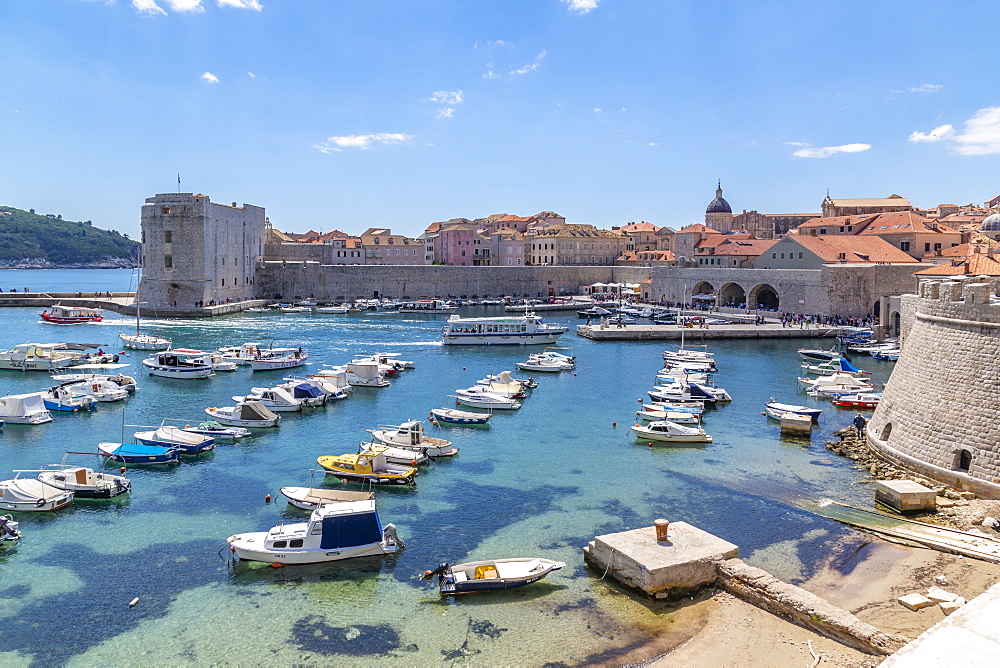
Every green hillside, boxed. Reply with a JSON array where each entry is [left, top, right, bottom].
[[0, 205, 140, 267]]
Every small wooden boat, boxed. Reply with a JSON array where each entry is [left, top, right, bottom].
[[40, 304, 103, 324], [764, 400, 823, 421], [831, 393, 881, 408], [205, 401, 281, 428], [430, 408, 491, 425], [97, 442, 179, 464], [0, 474, 74, 511], [316, 447, 417, 486], [134, 426, 215, 455], [630, 420, 712, 444], [422, 557, 565, 594], [227, 500, 404, 564], [35, 464, 130, 499], [279, 486, 374, 511], [0, 514, 19, 543]]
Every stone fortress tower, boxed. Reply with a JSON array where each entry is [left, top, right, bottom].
[[866, 277, 1000, 498], [705, 180, 733, 232], [139, 193, 266, 308]]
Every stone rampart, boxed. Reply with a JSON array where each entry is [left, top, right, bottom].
[[867, 278, 1000, 497]]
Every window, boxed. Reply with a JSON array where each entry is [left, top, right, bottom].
[[820, 228, 827, 234], [164, 255, 172, 268], [780, 253, 785, 259], [934, 243, 941, 251], [222, 257, 225, 265], [958, 449, 972, 471], [461, 250, 466, 256], [798, 252, 803, 259], [771, 253, 776, 259], [900, 241, 910, 251], [162, 207, 171, 215], [222, 278, 225, 286], [164, 230, 172, 243], [289, 539, 303, 548], [924, 243, 931, 252], [272, 540, 287, 548]]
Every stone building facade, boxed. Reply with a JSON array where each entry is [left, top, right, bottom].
[[866, 277, 1000, 497], [139, 193, 265, 307]]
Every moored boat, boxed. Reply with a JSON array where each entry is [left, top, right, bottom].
[[35, 463, 130, 499], [831, 393, 881, 408], [134, 426, 215, 455], [142, 352, 214, 379], [66, 379, 129, 402], [178, 420, 251, 441], [430, 408, 492, 425], [451, 390, 520, 410], [279, 485, 374, 511], [421, 557, 565, 594], [0, 393, 53, 424], [366, 420, 459, 457], [236, 387, 303, 412], [226, 500, 404, 564], [97, 442, 180, 464], [0, 474, 74, 511], [0, 514, 19, 543], [205, 401, 281, 428], [636, 408, 701, 424], [250, 347, 308, 372], [316, 447, 417, 485], [43, 384, 98, 412], [764, 400, 823, 421], [630, 420, 712, 443]]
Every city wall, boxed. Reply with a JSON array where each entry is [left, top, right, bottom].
[[867, 278, 1000, 497]]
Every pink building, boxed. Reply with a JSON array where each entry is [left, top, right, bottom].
[[438, 222, 490, 266], [490, 228, 525, 266]]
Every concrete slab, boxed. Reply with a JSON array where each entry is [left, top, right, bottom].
[[780, 413, 813, 435], [583, 521, 738, 597], [898, 593, 935, 611], [876, 480, 937, 512]]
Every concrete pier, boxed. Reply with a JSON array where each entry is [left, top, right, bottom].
[[577, 322, 837, 340]]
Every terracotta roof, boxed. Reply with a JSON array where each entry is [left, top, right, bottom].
[[796, 214, 875, 231], [788, 235, 919, 264], [676, 224, 719, 234], [923, 242, 998, 259], [828, 196, 911, 208], [713, 239, 779, 256], [619, 221, 661, 233], [857, 211, 960, 236], [695, 233, 753, 250], [915, 253, 1000, 276], [497, 214, 530, 222]]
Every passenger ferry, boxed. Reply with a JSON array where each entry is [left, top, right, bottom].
[[398, 299, 457, 313], [40, 304, 103, 324], [441, 312, 567, 345]]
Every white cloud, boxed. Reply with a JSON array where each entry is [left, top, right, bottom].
[[164, 0, 204, 11], [429, 89, 463, 105], [647, 142, 659, 147], [247, 71, 256, 79], [513, 50, 546, 76], [620, 107, 627, 112], [132, 0, 166, 15], [593, 107, 602, 113], [908, 124, 954, 143], [952, 107, 1000, 155], [482, 63, 499, 80], [201, 71, 220, 84], [218, 0, 263, 9], [792, 142, 871, 158], [435, 108, 455, 119], [476, 40, 514, 49], [563, 0, 599, 13], [313, 133, 415, 153], [908, 83, 943, 93], [784, 141, 808, 147]]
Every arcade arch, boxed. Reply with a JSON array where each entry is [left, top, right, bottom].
[[749, 283, 779, 310], [719, 282, 746, 308]]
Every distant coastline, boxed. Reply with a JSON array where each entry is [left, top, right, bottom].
[[0, 258, 138, 270]]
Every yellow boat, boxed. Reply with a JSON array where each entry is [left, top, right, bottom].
[[316, 446, 417, 486]]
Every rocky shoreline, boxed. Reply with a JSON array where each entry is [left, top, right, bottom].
[[0, 258, 138, 269]]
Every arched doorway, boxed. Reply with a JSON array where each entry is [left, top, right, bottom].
[[749, 283, 779, 310], [873, 301, 881, 319], [958, 450, 973, 471], [719, 282, 746, 308], [690, 281, 715, 307], [891, 311, 901, 336]]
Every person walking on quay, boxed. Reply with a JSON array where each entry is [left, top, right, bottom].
[[853, 413, 867, 438]]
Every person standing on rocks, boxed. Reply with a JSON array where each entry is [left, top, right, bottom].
[[853, 413, 867, 437]]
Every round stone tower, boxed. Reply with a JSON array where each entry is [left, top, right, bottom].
[[705, 180, 733, 233], [866, 277, 1000, 497]]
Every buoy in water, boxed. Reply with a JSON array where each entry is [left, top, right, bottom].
[[612, 422, 616, 427], [462, 367, 466, 371], [119, 466, 126, 473], [264, 494, 272, 503], [128, 597, 139, 608], [648, 442, 653, 447], [270, 562, 284, 568]]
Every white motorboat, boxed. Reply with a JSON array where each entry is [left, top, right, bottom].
[[35, 463, 130, 499], [456, 385, 520, 401], [227, 500, 404, 564], [648, 382, 731, 404], [205, 401, 281, 428], [366, 420, 459, 457], [798, 347, 843, 362], [142, 352, 214, 379], [515, 358, 570, 372], [235, 387, 303, 412], [51, 369, 138, 392], [285, 375, 350, 400], [360, 441, 428, 465], [799, 373, 874, 397], [134, 425, 216, 455], [0, 514, 19, 543], [279, 485, 374, 511], [43, 384, 98, 412], [170, 349, 238, 372], [442, 312, 566, 345], [451, 390, 520, 410], [66, 379, 129, 402], [764, 400, 823, 421], [429, 408, 492, 425], [250, 347, 308, 372], [801, 358, 869, 377], [642, 403, 703, 415], [178, 420, 251, 442], [474, 371, 530, 398], [0, 393, 53, 424], [400, 299, 456, 313], [477, 371, 537, 389], [353, 352, 414, 373], [269, 380, 328, 406], [636, 409, 701, 424], [314, 362, 388, 387], [631, 420, 713, 444], [217, 342, 265, 366], [422, 557, 565, 595], [0, 343, 88, 371], [314, 305, 350, 314], [0, 474, 74, 511]]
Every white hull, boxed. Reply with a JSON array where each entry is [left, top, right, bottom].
[[443, 333, 564, 345], [251, 357, 308, 372], [205, 408, 280, 428], [231, 539, 397, 564], [119, 334, 171, 351], [1, 413, 52, 424]]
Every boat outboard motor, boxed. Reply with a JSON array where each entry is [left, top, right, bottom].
[[0, 516, 20, 542], [421, 562, 450, 583], [383, 523, 404, 549]]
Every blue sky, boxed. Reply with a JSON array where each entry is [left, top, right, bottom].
[[2, 0, 999, 238]]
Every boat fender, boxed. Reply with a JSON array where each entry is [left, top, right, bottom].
[[264, 494, 271, 503], [269, 562, 283, 568], [128, 597, 139, 608], [35, 498, 46, 507], [120, 466, 126, 474], [648, 442, 653, 447]]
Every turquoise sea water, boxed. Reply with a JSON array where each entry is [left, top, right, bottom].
[[0, 268, 138, 294], [0, 294, 895, 666]]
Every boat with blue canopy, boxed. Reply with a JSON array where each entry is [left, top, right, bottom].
[[97, 442, 179, 464]]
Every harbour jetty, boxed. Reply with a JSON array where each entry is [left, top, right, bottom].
[[577, 322, 837, 340], [0, 292, 268, 318]]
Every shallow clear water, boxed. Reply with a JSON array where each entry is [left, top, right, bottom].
[[0, 299, 894, 666]]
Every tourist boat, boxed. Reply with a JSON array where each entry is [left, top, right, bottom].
[[235, 387, 303, 412], [134, 425, 215, 455], [451, 390, 521, 410], [250, 348, 308, 372], [366, 420, 459, 458], [0, 393, 53, 424], [316, 447, 417, 486], [142, 352, 214, 379], [205, 401, 281, 428], [170, 349, 238, 372], [429, 408, 492, 425], [226, 499, 404, 564], [279, 485, 374, 511], [421, 557, 565, 595], [831, 393, 882, 408], [0, 514, 19, 544], [797, 347, 844, 362], [801, 358, 868, 376], [314, 362, 388, 388], [399, 299, 457, 313], [442, 312, 567, 346], [636, 408, 701, 424], [98, 442, 180, 464], [42, 384, 98, 412], [178, 420, 251, 442], [0, 343, 91, 371], [268, 380, 327, 406], [39, 304, 103, 324], [51, 370, 138, 392], [66, 378, 129, 402], [630, 420, 713, 443], [764, 400, 823, 421], [35, 462, 131, 499], [0, 474, 74, 511]]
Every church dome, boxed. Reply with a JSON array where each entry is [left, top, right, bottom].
[[982, 213, 1000, 232], [706, 182, 731, 215]]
